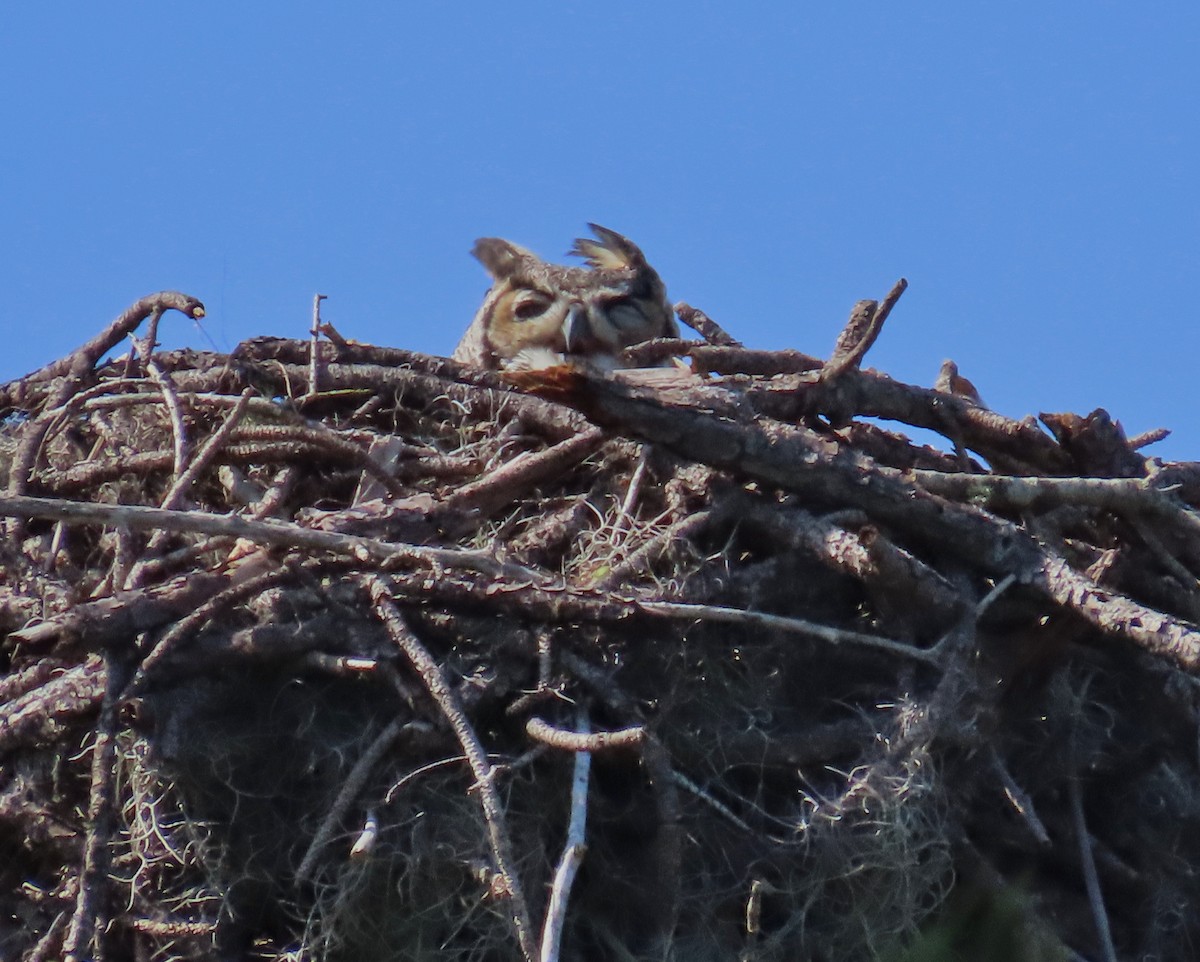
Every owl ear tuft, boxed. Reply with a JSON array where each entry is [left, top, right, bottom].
[[570, 224, 646, 271], [472, 238, 535, 280]]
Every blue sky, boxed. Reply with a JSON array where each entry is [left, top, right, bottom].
[[2, 3, 1196, 459]]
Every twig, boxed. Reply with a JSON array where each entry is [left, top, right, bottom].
[[4, 293, 203, 540], [641, 733, 683, 951], [640, 601, 941, 664], [730, 498, 966, 626], [319, 320, 352, 349], [524, 371, 1200, 670], [365, 576, 539, 962], [0, 494, 535, 581], [673, 302, 741, 346], [1128, 427, 1170, 449], [0, 660, 105, 755], [990, 747, 1051, 846], [308, 294, 327, 397], [26, 911, 69, 962], [593, 510, 713, 591], [666, 765, 754, 835], [297, 716, 407, 881], [159, 388, 255, 514], [1069, 748, 1118, 962], [226, 423, 410, 498], [616, 446, 650, 524], [5, 291, 205, 406], [526, 716, 645, 751], [439, 427, 606, 519], [819, 298, 878, 383], [125, 388, 257, 589], [135, 305, 167, 367], [819, 278, 908, 383], [911, 470, 1200, 538], [125, 565, 302, 696], [7, 573, 229, 650], [349, 809, 379, 860], [63, 652, 133, 962], [538, 707, 592, 962]]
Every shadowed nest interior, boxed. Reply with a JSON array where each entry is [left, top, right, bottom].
[[3, 290, 1200, 962]]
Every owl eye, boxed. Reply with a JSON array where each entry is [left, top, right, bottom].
[[604, 300, 648, 331], [511, 293, 553, 321]]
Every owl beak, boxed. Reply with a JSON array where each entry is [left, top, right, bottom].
[[562, 303, 591, 353]]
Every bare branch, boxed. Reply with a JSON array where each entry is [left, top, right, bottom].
[[365, 576, 539, 962]]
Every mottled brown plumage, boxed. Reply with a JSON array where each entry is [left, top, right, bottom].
[[934, 358, 986, 408], [453, 224, 678, 371]]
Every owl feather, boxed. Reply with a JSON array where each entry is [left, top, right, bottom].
[[453, 224, 678, 372]]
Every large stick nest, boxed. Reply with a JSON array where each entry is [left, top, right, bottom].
[[3, 289, 1200, 962]]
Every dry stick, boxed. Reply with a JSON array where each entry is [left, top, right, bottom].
[[146, 354, 189, 477], [319, 320, 352, 349], [640, 732, 683, 951], [439, 427, 606, 517], [349, 808, 379, 860], [160, 388, 255, 514], [125, 388, 258, 589], [40, 434, 428, 496], [7, 573, 229, 650], [819, 299, 878, 383], [1128, 426, 1171, 449], [0, 660, 105, 755], [594, 510, 713, 591], [539, 707, 592, 962], [124, 535, 236, 589], [124, 917, 214, 939], [308, 293, 327, 397], [37, 377, 149, 456], [615, 446, 650, 526], [526, 716, 645, 751], [536, 372, 1200, 671], [26, 911, 69, 962], [674, 301, 741, 346], [619, 336, 709, 368], [990, 746, 1051, 847], [93, 351, 589, 444], [665, 767, 754, 836], [297, 716, 407, 881], [732, 499, 967, 625], [129, 465, 299, 586], [640, 601, 941, 664], [819, 278, 908, 383], [0, 657, 67, 703], [44, 428, 114, 573], [124, 565, 301, 696], [227, 423, 412, 498], [911, 470, 1200, 540], [4, 293, 205, 539], [1069, 745, 1118, 962], [63, 653, 133, 962], [0, 495, 536, 581], [133, 304, 170, 368], [365, 576, 539, 962], [743, 364, 1070, 474], [262, 359, 593, 442], [4, 292, 205, 405], [1132, 518, 1200, 593], [109, 526, 138, 596]]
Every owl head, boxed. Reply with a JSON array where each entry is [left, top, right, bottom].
[[452, 224, 679, 371]]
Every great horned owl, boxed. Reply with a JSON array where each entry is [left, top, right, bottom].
[[452, 224, 679, 371]]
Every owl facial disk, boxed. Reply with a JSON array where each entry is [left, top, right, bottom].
[[453, 224, 679, 371]]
